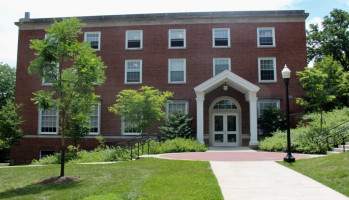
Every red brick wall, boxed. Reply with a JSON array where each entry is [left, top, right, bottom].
[[14, 20, 307, 163]]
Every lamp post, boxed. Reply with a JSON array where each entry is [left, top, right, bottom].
[[281, 65, 295, 163]]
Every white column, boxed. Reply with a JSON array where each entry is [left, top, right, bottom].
[[196, 92, 205, 144], [248, 92, 258, 147]]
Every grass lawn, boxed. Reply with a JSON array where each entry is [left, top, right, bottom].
[[0, 158, 223, 200], [279, 152, 349, 197]]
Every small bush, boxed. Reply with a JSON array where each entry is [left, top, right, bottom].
[[159, 111, 194, 140], [258, 106, 287, 137]]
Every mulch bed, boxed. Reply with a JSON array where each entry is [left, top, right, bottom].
[[35, 176, 81, 184]]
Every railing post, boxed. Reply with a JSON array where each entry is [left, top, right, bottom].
[[130, 144, 133, 161], [343, 138, 346, 152], [137, 142, 140, 159], [148, 140, 150, 154]]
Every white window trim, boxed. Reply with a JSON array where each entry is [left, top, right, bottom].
[[122, 118, 142, 136], [258, 57, 277, 83], [38, 109, 59, 135], [84, 31, 101, 51], [125, 59, 142, 84], [213, 58, 231, 76], [88, 104, 101, 135], [258, 99, 280, 118], [125, 30, 143, 50], [168, 29, 186, 49], [168, 58, 186, 84], [257, 27, 276, 47], [212, 28, 231, 48], [166, 100, 189, 116]]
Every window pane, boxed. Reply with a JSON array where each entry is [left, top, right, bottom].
[[227, 134, 236, 142], [126, 61, 141, 83], [260, 59, 275, 81], [41, 109, 57, 133], [90, 105, 98, 133], [215, 134, 224, 143], [170, 30, 185, 47], [214, 116, 224, 132], [127, 31, 141, 48], [170, 71, 184, 82], [85, 33, 100, 49], [214, 59, 229, 75], [259, 29, 274, 46], [227, 115, 236, 132], [169, 59, 185, 82], [214, 29, 229, 47], [168, 102, 187, 115], [213, 100, 237, 109]]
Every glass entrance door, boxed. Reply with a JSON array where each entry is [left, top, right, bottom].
[[213, 113, 238, 146]]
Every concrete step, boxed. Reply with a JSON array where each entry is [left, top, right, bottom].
[[338, 144, 349, 149], [327, 151, 342, 155]]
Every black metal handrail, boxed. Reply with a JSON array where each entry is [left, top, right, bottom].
[[317, 119, 349, 138], [105, 133, 161, 160], [330, 133, 349, 153]]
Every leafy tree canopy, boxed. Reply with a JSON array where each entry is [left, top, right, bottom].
[[0, 101, 23, 151], [296, 56, 349, 112], [0, 63, 16, 108], [307, 9, 349, 70], [109, 86, 173, 132], [29, 17, 106, 176]]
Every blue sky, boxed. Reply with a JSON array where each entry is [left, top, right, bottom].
[[0, 0, 348, 67]]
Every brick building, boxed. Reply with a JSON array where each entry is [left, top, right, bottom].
[[12, 10, 308, 164]]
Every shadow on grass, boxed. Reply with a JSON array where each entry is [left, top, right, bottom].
[[0, 178, 81, 199]]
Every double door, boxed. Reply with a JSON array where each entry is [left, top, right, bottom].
[[212, 113, 238, 146]]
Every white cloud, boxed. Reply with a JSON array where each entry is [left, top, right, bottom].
[[306, 16, 323, 30]]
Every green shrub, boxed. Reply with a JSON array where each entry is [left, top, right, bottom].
[[159, 111, 194, 140], [258, 106, 287, 137], [149, 138, 208, 154], [259, 107, 349, 154]]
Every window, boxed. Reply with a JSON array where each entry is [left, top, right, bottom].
[[122, 119, 142, 135], [42, 64, 58, 86], [168, 59, 186, 83], [126, 30, 143, 49], [213, 100, 237, 109], [258, 57, 277, 82], [39, 109, 59, 134], [125, 60, 142, 84], [167, 100, 189, 116], [84, 32, 101, 50], [213, 58, 231, 76], [40, 150, 55, 158], [89, 104, 100, 135], [258, 100, 280, 118], [213, 28, 230, 47], [169, 29, 186, 48], [257, 27, 275, 47]]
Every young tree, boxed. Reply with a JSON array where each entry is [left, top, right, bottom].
[[29, 18, 106, 177], [296, 56, 349, 128], [257, 106, 287, 137], [159, 111, 194, 140], [307, 9, 349, 70], [0, 63, 16, 108], [0, 101, 23, 161], [109, 86, 173, 133]]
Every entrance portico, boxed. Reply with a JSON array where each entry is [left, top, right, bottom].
[[194, 70, 260, 147]]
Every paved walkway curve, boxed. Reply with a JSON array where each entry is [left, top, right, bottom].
[[157, 148, 349, 200]]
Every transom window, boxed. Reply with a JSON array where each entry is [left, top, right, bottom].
[[213, 100, 237, 109], [167, 100, 189, 116], [84, 32, 101, 50], [258, 100, 280, 118], [213, 58, 231, 76], [126, 30, 143, 49], [39, 109, 58, 134], [125, 60, 142, 84], [168, 59, 186, 83], [213, 28, 230, 47], [169, 29, 186, 48], [258, 57, 277, 82], [257, 27, 275, 47]]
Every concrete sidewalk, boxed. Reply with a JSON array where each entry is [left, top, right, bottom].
[[211, 161, 349, 200]]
